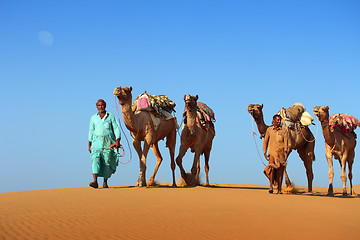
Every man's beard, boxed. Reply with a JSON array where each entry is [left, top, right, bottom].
[[98, 109, 106, 113]]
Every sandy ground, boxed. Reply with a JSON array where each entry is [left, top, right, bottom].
[[1, 184, 359, 240]]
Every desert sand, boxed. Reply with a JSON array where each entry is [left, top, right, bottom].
[[1, 184, 359, 240]]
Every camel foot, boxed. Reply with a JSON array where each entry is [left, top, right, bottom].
[[351, 191, 357, 197], [327, 184, 334, 196], [172, 183, 177, 187], [182, 173, 193, 186], [146, 180, 157, 187], [136, 180, 146, 187], [285, 180, 292, 187], [342, 190, 348, 196]]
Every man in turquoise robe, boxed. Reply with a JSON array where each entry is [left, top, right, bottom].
[[88, 99, 121, 188]]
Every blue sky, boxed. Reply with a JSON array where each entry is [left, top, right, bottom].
[[1, 0, 359, 193]]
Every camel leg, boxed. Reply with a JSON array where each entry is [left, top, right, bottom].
[[277, 165, 285, 194], [166, 130, 177, 187], [133, 140, 149, 187], [195, 157, 201, 185], [133, 140, 144, 187], [204, 150, 210, 186], [283, 149, 292, 188], [283, 170, 291, 188], [340, 153, 348, 196], [348, 151, 355, 196], [298, 146, 314, 193], [176, 144, 190, 184], [191, 151, 201, 187], [325, 145, 334, 195], [147, 142, 163, 187]]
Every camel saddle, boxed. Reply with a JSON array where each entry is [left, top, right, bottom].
[[132, 92, 176, 118], [329, 113, 360, 133], [183, 102, 215, 131]]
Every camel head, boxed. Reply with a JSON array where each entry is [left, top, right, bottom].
[[184, 94, 198, 110], [113, 86, 133, 105], [313, 106, 330, 122], [247, 104, 264, 120]]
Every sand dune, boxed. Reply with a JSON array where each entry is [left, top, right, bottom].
[[1, 184, 359, 240]]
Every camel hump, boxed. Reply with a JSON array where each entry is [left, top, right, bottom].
[[329, 113, 360, 133]]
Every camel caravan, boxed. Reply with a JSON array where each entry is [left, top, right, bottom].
[[248, 103, 360, 196], [113, 86, 215, 187], [112, 86, 359, 195]]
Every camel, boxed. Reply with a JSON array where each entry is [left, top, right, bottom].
[[113, 86, 177, 187], [176, 94, 215, 186], [247, 104, 315, 192], [313, 106, 357, 196]]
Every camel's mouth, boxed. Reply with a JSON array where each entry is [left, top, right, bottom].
[[247, 107, 254, 114], [113, 87, 122, 97], [312, 106, 320, 116]]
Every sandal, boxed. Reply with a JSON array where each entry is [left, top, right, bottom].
[[89, 181, 98, 188]]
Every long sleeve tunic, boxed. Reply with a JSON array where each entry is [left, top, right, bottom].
[[88, 112, 121, 150], [263, 125, 289, 161]]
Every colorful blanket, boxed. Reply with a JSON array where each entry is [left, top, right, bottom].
[[329, 113, 360, 133], [197, 102, 215, 121], [132, 92, 176, 117], [183, 102, 215, 131]]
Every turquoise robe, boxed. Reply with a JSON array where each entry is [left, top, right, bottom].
[[88, 112, 121, 179]]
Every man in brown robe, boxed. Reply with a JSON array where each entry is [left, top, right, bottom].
[[263, 114, 290, 194]]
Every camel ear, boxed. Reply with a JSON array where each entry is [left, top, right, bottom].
[[195, 95, 199, 101], [184, 95, 187, 101], [326, 105, 329, 110], [129, 86, 133, 92], [260, 104, 263, 109]]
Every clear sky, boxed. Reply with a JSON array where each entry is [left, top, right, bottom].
[[1, 0, 359, 193]]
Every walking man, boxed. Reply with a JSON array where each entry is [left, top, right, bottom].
[[263, 114, 290, 194], [88, 99, 121, 188]]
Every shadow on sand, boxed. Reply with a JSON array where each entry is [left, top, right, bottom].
[[108, 183, 359, 198]]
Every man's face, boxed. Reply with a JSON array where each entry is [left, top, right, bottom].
[[274, 116, 282, 127], [96, 101, 106, 113]]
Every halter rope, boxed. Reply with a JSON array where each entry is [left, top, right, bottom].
[[251, 117, 267, 167], [114, 96, 132, 165]]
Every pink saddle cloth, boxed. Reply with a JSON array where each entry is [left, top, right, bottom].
[[137, 94, 150, 109], [329, 113, 360, 133]]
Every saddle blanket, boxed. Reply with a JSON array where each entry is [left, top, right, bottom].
[[329, 113, 360, 133], [132, 92, 176, 117], [183, 102, 215, 131]]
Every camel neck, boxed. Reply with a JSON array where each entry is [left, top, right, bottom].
[[320, 119, 335, 146], [254, 115, 268, 135], [120, 102, 138, 133], [186, 108, 198, 132]]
